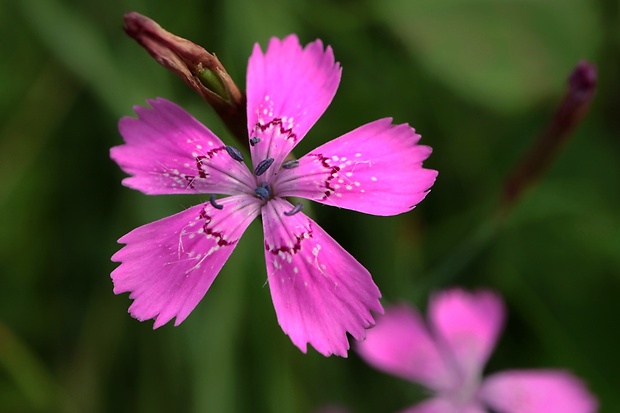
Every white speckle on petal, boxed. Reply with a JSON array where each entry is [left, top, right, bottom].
[[371, 176, 378, 181], [312, 245, 322, 257]]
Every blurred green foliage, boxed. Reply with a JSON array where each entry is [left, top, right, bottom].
[[1, 0, 618, 412]]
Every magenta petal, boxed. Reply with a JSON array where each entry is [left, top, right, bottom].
[[111, 98, 255, 195], [246, 35, 341, 181], [428, 289, 505, 383], [111, 195, 261, 327], [261, 198, 382, 357], [479, 370, 598, 413], [399, 398, 486, 413], [355, 304, 454, 391], [275, 119, 437, 216]]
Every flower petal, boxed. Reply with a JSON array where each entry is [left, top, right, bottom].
[[274, 118, 437, 216], [479, 370, 598, 413], [399, 398, 486, 413], [355, 304, 455, 391], [111, 195, 260, 327], [261, 198, 382, 357], [111, 98, 255, 195], [246, 35, 341, 181], [428, 289, 505, 384]]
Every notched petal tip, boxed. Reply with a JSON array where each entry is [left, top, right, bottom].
[[262, 199, 382, 357], [110, 196, 260, 329], [275, 118, 437, 216], [428, 288, 505, 382], [246, 34, 342, 165], [480, 369, 598, 413], [112, 98, 256, 196]]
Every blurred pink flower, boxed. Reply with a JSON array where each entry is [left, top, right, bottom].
[[356, 289, 598, 413], [110, 35, 437, 357]]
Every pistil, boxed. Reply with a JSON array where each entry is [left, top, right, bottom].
[[255, 182, 272, 200]]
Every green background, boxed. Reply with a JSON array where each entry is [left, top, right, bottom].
[[1, 0, 618, 412]]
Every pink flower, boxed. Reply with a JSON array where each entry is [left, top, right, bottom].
[[356, 289, 598, 412], [110, 35, 437, 357]]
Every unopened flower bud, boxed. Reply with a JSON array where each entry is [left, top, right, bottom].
[[501, 60, 597, 213], [123, 12, 247, 145]]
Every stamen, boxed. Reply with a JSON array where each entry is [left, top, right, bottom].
[[282, 159, 299, 169], [249, 137, 261, 146], [254, 158, 275, 176], [225, 145, 244, 162], [209, 194, 224, 210], [255, 182, 272, 200], [284, 203, 303, 216]]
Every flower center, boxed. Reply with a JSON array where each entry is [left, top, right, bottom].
[[255, 182, 272, 200], [224, 143, 302, 216]]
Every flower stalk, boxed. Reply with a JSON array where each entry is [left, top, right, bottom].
[[501, 61, 597, 213]]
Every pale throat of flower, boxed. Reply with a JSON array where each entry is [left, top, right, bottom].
[[221, 143, 303, 216]]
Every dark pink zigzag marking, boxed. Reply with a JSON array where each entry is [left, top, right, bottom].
[[199, 207, 238, 247], [255, 118, 298, 142], [309, 153, 340, 201], [184, 146, 226, 189], [265, 220, 314, 255]]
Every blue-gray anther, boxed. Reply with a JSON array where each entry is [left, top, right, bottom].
[[250, 137, 261, 146], [255, 183, 272, 200], [209, 194, 224, 210], [255, 158, 275, 176], [282, 159, 299, 169], [225, 145, 244, 162], [284, 203, 303, 216]]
